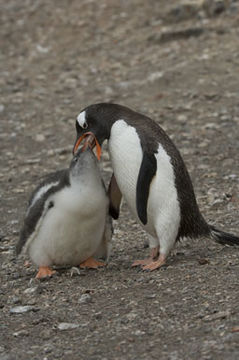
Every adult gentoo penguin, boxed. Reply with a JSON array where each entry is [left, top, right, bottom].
[[73, 103, 239, 271], [17, 137, 112, 278]]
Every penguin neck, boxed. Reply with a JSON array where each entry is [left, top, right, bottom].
[[70, 161, 101, 187]]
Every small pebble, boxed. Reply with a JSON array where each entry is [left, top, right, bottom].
[[134, 330, 145, 336], [57, 323, 79, 331], [79, 294, 92, 304], [10, 306, 38, 314], [23, 287, 39, 295], [69, 267, 81, 277], [13, 330, 29, 337], [35, 134, 45, 142], [203, 311, 230, 322], [198, 258, 210, 265]]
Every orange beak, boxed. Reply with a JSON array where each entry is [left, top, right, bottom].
[[73, 132, 102, 161]]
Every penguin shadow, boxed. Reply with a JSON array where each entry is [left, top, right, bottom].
[[19, 260, 110, 281], [167, 239, 224, 268], [19, 239, 225, 279], [130, 238, 220, 271]]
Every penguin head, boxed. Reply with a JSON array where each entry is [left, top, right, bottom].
[[70, 145, 97, 177], [73, 103, 127, 152]]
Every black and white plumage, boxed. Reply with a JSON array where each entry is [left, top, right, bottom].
[[74, 103, 239, 271], [17, 146, 112, 278]]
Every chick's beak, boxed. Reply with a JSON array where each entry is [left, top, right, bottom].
[[73, 132, 102, 160]]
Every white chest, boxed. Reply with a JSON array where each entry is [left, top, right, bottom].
[[109, 120, 143, 217], [28, 180, 108, 266], [108, 120, 180, 239]]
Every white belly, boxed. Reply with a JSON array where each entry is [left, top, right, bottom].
[[28, 182, 108, 267], [109, 120, 180, 249]]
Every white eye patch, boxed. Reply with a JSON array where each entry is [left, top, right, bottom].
[[77, 111, 88, 129]]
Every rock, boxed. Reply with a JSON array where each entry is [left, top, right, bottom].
[[203, 122, 220, 129], [69, 267, 81, 277], [44, 344, 54, 354], [13, 330, 29, 337], [126, 311, 138, 321], [147, 72, 164, 83], [203, 310, 231, 322], [35, 134, 45, 142], [144, 293, 156, 299], [134, 329, 146, 336], [64, 78, 78, 89], [0, 105, 5, 113], [10, 305, 38, 314], [177, 114, 188, 123], [57, 322, 79, 331], [159, 26, 204, 43], [25, 158, 41, 164], [36, 44, 50, 54], [23, 286, 39, 295], [93, 312, 102, 320], [79, 294, 92, 304], [198, 258, 210, 265]]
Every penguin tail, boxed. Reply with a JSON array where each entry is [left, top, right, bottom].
[[210, 225, 239, 246]]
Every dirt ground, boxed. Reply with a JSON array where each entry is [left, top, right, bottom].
[[1, 1, 239, 359]]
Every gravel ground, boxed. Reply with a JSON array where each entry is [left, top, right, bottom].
[[0, 1, 239, 359]]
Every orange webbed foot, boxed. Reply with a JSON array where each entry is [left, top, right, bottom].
[[36, 266, 56, 279], [132, 258, 154, 267], [132, 246, 159, 268], [142, 255, 166, 271], [79, 257, 106, 269]]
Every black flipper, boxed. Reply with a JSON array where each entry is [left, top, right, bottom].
[[16, 199, 47, 255], [210, 225, 239, 246], [108, 173, 122, 220], [16, 170, 69, 255], [136, 152, 157, 225]]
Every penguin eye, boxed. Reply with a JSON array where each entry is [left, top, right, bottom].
[[48, 201, 54, 209], [82, 122, 88, 129]]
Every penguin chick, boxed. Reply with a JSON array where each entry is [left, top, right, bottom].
[[17, 145, 112, 278], [73, 103, 239, 271]]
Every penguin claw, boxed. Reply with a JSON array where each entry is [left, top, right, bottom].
[[79, 257, 106, 269], [36, 266, 56, 279], [131, 258, 153, 267], [142, 255, 166, 271], [132, 246, 160, 267]]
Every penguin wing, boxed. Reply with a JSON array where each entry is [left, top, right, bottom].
[[16, 170, 69, 255], [108, 173, 122, 219], [136, 152, 157, 225], [16, 197, 48, 255]]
